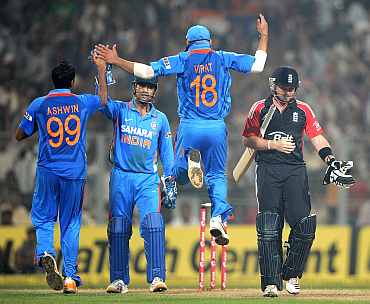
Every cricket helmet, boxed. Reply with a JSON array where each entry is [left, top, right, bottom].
[[269, 66, 300, 90], [132, 76, 158, 104]]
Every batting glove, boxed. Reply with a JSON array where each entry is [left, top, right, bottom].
[[161, 176, 177, 209], [323, 159, 356, 188]]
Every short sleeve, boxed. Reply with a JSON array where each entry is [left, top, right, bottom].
[[18, 98, 41, 136], [158, 112, 174, 177], [79, 94, 101, 114], [219, 51, 255, 73], [297, 101, 324, 139], [99, 99, 122, 120], [242, 101, 264, 137], [150, 54, 185, 77]]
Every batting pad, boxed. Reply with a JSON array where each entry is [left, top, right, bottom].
[[141, 212, 166, 283], [256, 212, 284, 291], [108, 216, 132, 284], [282, 214, 316, 280]]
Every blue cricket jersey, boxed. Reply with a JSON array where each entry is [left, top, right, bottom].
[[100, 99, 174, 176], [18, 89, 101, 179], [150, 42, 255, 120]]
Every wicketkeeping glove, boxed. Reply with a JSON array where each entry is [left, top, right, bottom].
[[161, 176, 177, 209], [322, 159, 356, 188]]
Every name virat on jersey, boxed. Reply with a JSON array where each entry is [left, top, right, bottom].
[[194, 63, 213, 74], [120, 124, 153, 149]]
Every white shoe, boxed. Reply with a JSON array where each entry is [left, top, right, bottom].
[[286, 277, 300, 294], [188, 150, 203, 189], [106, 279, 128, 294], [210, 215, 229, 245], [40, 252, 63, 291], [263, 285, 278, 297], [150, 277, 167, 292]]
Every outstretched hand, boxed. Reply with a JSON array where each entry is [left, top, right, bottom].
[[256, 14, 268, 36], [323, 159, 356, 188], [94, 44, 119, 65], [92, 50, 106, 70]]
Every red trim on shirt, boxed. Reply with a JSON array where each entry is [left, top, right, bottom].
[[189, 49, 212, 54], [46, 93, 77, 98], [296, 100, 323, 138], [242, 99, 265, 137]]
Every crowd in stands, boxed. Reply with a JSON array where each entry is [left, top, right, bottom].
[[1, 0, 369, 226]]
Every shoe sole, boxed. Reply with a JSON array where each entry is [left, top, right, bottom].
[[63, 288, 77, 294], [106, 287, 129, 294], [210, 227, 229, 246], [150, 283, 168, 292], [41, 255, 63, 291], [188, 150, 203, 189], [263, 292, 278, 297]]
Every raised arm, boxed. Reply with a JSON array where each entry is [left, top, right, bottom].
[[94, 44, 154, 79], [92, 51, 108, 106], [251, 14, 268, 73]]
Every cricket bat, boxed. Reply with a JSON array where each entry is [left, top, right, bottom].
[[233, 104, 276, 182]]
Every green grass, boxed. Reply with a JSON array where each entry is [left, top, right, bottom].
[[1, 290, 370, 304]]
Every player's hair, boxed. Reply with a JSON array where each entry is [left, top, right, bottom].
[[51, 61, 75, 89]]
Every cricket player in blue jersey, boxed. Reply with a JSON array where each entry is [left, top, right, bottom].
[[95, 14, 268, 246], [15, 55, 107, 294], [100, 76, 176, 294]]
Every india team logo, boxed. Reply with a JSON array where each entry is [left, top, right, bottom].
[[151, 121, 157, 130]]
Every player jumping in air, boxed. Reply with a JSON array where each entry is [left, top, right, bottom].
[[99, 76, 176, 294], [95, 14, 269, 246], [242, 66, 355, 297], [15, 54, 107, 294]]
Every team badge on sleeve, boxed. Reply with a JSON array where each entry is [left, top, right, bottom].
[[24, 112, 33, 121], [163, 57, 171, 70]]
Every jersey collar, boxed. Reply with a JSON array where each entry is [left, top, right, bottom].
[[186, 40, 211, 51], [129, 99, 158, 117], [48, 89, 72, 94]]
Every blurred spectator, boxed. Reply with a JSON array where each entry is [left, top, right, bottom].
[[0, 0, 369, 225], [14, 227, 38, 273], [0, 204, 13, 226]]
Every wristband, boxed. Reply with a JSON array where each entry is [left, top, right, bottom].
[[318, 147, 333, 163]]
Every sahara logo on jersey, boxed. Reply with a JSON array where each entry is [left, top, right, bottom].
[[120, 124, 153, 149], [120, 125, 153, 139]]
